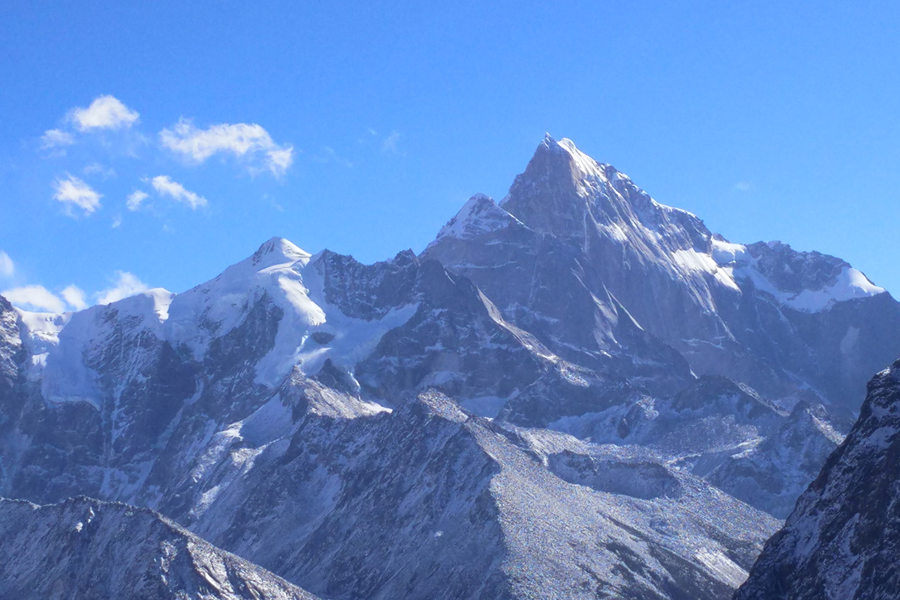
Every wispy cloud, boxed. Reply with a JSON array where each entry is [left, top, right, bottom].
[[159, 118, 294, 176], [41, 128, 75, 149], [83, 163, 116, 179], [0, 251, 14, 278], [70, 95, 140, 132], [126, 190, 149, 211], [1, 285, 67, 313], [382, 131, 401, 153], [733, 181, 753, 192], [53, 174, 102, 215], [314, 146, 353, 167], [61, 285, 88, 310], [96, 271, 149, 305], [151, 175, 207, 209]]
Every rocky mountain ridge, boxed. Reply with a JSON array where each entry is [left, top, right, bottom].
[[0, 496, 321, 599], [735, 359, 900, 600], [1, 136, 897, 599]]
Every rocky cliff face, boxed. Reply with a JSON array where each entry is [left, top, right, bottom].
[[425, 135, 897, 418], [0, 496, 320, 600], [735, 360, 900, 600], [0, 136, 896, 599]]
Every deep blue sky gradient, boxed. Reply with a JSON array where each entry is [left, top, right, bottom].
[[1, 1, 898, 301]]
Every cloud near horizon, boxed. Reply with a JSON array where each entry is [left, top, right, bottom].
[[1, 285, 68, 313], [96, 271, 149, 305], [61, 285, 88, 310], [2, 271, 150, 313], [159, 118, 294, 176]]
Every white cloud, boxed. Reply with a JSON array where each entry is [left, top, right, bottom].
[[70, 95, 140, 132], [96, 271, 149, 305], [151, 175, 207, 209], [41, 128, 75, 149], [0, 251, 14, 277], [53, 174, 102, 215], [126, 190, 149, 211], [61, 285, 88, 310], [159, 118, 294, 176], [111, 214, 122, 229], [734, 181, 753, 192], [1, 285, 67, 313]]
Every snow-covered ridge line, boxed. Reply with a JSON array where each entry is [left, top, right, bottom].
[[709, 238, 885, 312], [12, 236, 419, 407]]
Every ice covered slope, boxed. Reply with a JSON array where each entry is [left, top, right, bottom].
[[0, 496, 320, 600], [425, 135, 900, 415], [735, 360, 900, 600], [0, 241, 424, 504], [24, 236, 418, 405]]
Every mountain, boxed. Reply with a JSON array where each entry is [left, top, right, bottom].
[[735, 359, 900, 600], [425, 135, 898, 419], [0, 250, 780, 599], [0, 496, 320, 599], [0, 135, 896, 599]]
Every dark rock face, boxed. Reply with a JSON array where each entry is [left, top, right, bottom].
[[735, 360, 900, 600], [356, 259, 550, 403], [315, 248, 419, 320], [0, 136, 895, 599], [0, 295, 21, 390], [0, 496, 320, 600]]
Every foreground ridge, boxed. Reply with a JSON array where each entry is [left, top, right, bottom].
[[735, 360, 900, 600], [0, 496, 321, 600]]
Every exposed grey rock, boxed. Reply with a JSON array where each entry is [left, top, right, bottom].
[[0, 496, 320, 600], [0, 136, 895, 599], [160, 385, 779, 600], [735, 360, 900, 600], [424, 136, 900, 417]]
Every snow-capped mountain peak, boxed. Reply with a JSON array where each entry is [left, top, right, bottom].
[[250, 236, 310, 268], [429, 193, 524, 246], [501, 135, 711, 256]]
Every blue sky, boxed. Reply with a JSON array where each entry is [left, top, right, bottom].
[[1, 2, 898, 310]]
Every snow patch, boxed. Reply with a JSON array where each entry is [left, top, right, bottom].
[[671, 248, 740, 291], [710, 238, 750, 265], [787, 267, 884, 312], [694, 547, 749, 588]]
